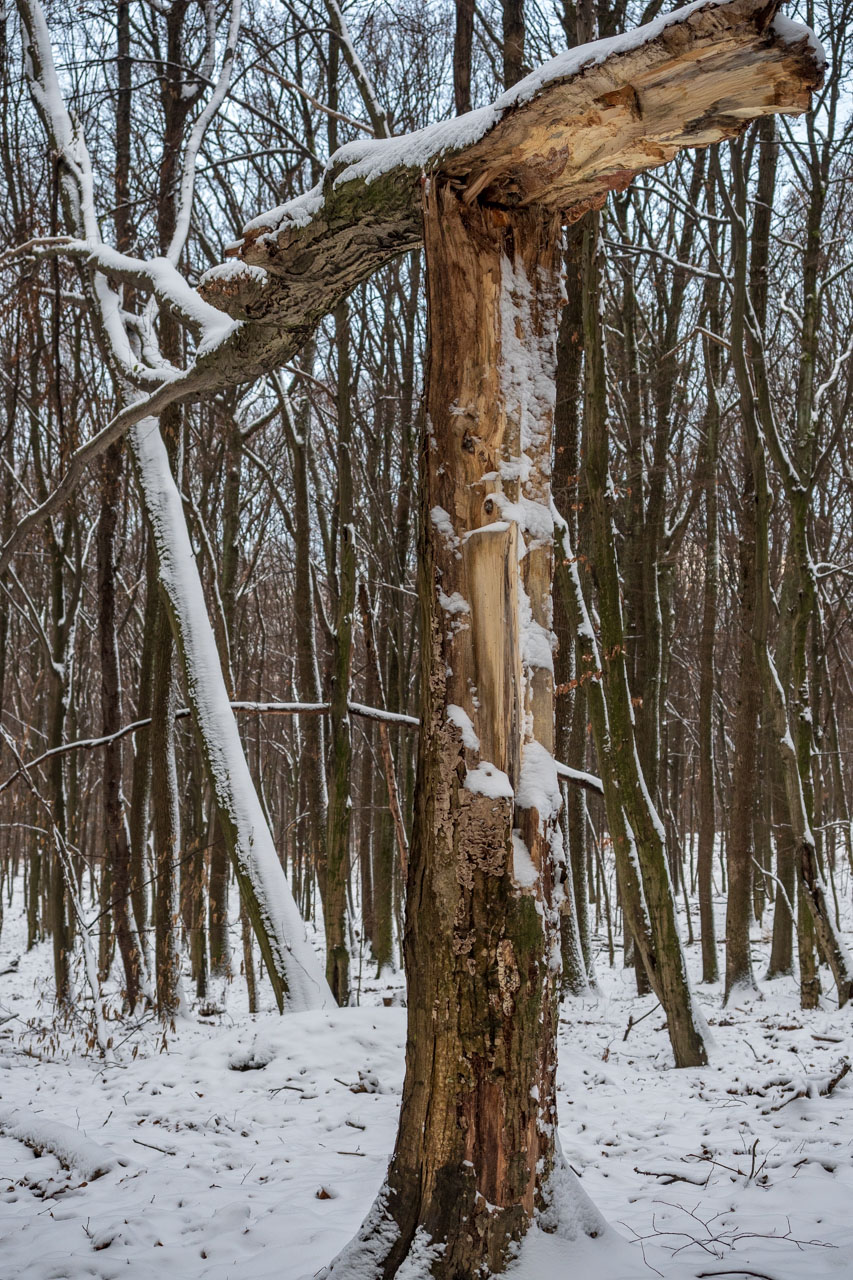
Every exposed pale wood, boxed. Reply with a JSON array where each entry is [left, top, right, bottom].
[[445, 12, 817, 212], [464, 523, 521, 774]]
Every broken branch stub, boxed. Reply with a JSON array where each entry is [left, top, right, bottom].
[[200, 0, 823, 328]]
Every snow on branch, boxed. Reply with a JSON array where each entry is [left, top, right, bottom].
[[166, 0, 242, 265], [130, 416, 333, 1012], [2, 237, 237, 358], [201, 0, 823, 326], [5, 0, 825, 573], [0, 370, 209, 576]]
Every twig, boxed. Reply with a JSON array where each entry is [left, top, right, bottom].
[[634, 1166, 708, 1186], [132, 1138, 176, 1156], [624, 1002, 661, 1041], [696, 1272, 779, 1279], [768, 1059, 850, 1111]]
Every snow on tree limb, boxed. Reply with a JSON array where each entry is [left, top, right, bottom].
[[0, 372, 209, 576], [130, 416, 333, 1012], [10, 0, 334, 1012], [4, 0, 824, 573], [200, 0, 823, 326]]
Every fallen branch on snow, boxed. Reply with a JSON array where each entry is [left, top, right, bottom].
[[0, 1108, 126, 1181]]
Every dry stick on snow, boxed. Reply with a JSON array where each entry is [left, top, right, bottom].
[[633, 1165, 709, 1186], [696, 1273, 780, 1279], [769, 1059, 851, 1111]]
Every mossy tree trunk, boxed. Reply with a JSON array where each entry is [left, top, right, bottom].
[[324, 184, 604, 1278], [579, 216, 709, 1068]]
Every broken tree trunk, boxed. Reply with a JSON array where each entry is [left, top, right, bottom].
[[3, 0, 824, 587], [200, 0, 820, 329], [323, 181, 606, 1280]]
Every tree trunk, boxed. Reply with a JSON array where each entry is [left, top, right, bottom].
[[453, 0, 475, 115], [286, 351, 328, 939], [724, 606, 760, 1002], [697, 212, 721, 983], [128, 563, 157, 953], [501, 0, 525, 88], [151, 585, 182, 1018], [323, 185, 604, 1278], [324, 303, 356, 1004], [554, 215, 592, 993], [580, 216, 708, 1067], [767, 758, 795, 978], [98, 439, 142, 1008]]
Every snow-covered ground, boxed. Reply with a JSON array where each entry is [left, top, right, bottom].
[[1, 883, 852, 1280]]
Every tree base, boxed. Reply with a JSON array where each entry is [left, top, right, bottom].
[[318, 1154, 610, 1280]]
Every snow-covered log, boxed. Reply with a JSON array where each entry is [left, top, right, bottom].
[[0, 1108, 125, 1181]]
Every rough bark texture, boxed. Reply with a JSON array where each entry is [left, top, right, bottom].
[[323, 186, 604, 1278]]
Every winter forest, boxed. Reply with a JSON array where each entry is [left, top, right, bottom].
[[0, 0, 852, 1276]]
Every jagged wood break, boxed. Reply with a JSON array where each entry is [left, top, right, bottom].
[[200, 0, 819, 341], [201, 2, 822, 1276]]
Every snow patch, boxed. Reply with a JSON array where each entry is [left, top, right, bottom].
[[512, 831, 539, 888], [465, 761, 514, 801], [447, 704, 479, 751], [0, 1108, 125, 1181], [517, 741, 562, 826]]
